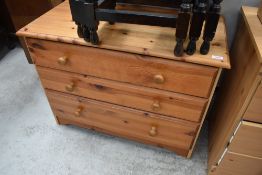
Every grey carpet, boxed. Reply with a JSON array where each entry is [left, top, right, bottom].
[[0, 47, 207, 175]]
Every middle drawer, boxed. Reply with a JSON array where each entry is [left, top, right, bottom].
[[37, 66, 207, 122]]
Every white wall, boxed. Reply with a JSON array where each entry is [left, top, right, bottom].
[[222, 0, 261, 48]]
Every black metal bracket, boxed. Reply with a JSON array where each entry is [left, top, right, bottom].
[[69, 0, 223, 56]]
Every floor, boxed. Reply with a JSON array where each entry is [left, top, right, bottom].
[[0, 47, 208, 175]]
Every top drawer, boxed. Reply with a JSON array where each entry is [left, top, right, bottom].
[[243, 81, 262, 123], [27, 38, 218, 98]]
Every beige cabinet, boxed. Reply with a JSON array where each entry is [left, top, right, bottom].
[[209, 6, 262, 175]]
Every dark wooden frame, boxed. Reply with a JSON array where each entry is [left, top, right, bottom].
[[69, 0, 223, 56]]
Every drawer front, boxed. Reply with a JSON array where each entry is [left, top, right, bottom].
[[46, 90, 199, 156], [228, 121, 262, 158], [28, 38, 218, 98], [213, 152, 262, 175], [243, 82, 262, 123], [37, 67, 207, 122]]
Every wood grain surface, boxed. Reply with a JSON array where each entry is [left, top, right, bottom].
[[228, 121, 262, 158], [243, 79, 262, 123], [210, 152, 262, 175], [46, 90, 199, 157], [28, 38, 218, 98], [37, 66, 207, 122], [208, 16, 262, 171], [17, 1, 230, 69], [242, 6, 262, 63]]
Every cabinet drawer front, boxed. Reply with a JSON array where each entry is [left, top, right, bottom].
[[46, 90, 199, 156], [243, 82, 262, 123], [228, 121, 262, 158], [214, 152, 262, 175], [38, 67, 207, 122], [28, 38, 218, 98]]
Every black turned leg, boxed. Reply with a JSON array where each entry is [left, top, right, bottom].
[[83, 26, 91, 42], [186, 0, 208, 55], [175, 39, 184, 57], [200, 0, 223, 55], [200, 40, 210, 54], [89, 27, 99, 45], [77, 24, 84, 38], [77, 23, 90, 42], [175, 0, 193, 57], [88, 0, 99, 44], [69, 0, 100, 44], [109, 0, 116, 25]]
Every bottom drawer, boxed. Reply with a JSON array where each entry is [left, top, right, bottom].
[[46, 90, 199, 157], [228, 121, 262, 158], [212, 152, 262, 175]]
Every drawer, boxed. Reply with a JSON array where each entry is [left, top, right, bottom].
[[212, 152, 262, 175], [46, 90, 199, 156], [37, 67, 207, 122], [27, 38, 218, 98], [243, 81, 262, 123], [228, 121, 262, 158]]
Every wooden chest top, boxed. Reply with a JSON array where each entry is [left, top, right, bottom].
[[17, 1, 230, 69], [242, 6, 262, 65]]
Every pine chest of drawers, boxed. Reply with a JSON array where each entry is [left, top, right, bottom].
[[17, 1, 230, 158]]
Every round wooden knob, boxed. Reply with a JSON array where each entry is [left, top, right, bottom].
[[154, 74, 165, 84], [65, 82, 75, 92], [149, 126, 157, 137], [74, 106, 83, 117], [152, 101, 160, 111], [57, 56, 68, 65]]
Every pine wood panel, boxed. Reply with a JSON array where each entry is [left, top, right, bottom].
[[16, 1, 230, 69], [37, 66, 207, 122], [243, 80, 262, 123], [209, 8, 262, 173], [188, 68, 222, 158], [27, 38, 218, 98], [228, 121, 262, 158], [242, 7, 262, 63], [258, 4, 262, 23], [46, 90, 199, 157], [208, 16, 262, 171], [210, 152, 262, 175]]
